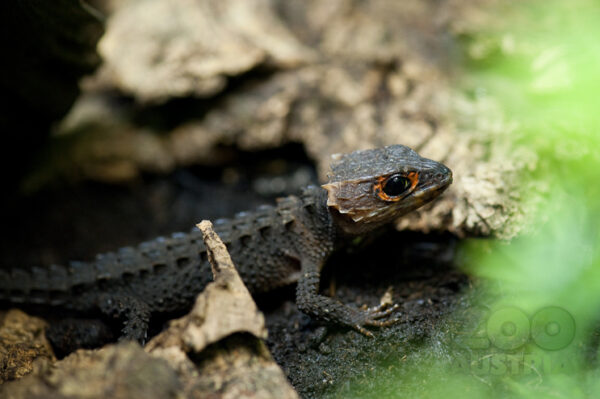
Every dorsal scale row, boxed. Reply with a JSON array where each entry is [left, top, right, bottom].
[[0, 192, 313, 303]]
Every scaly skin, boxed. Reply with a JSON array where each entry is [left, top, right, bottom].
[[0, 145, 452, 342]]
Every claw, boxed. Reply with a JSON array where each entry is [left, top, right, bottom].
[[368, 303, 400, 319], [354, 324, 375, 337], [365, 317, 401, 327]]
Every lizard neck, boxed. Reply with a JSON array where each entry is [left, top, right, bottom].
[[298, 185, 339, 246]]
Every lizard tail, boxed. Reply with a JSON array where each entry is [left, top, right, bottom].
[[0, 262, 92, 306], [0, 232, 202, 306]]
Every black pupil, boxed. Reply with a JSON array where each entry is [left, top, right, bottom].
[[383, 175, 410, 196]]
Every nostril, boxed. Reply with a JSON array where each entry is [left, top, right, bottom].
[[434, 169, 453, 184]]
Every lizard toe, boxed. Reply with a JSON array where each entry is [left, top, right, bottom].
[[366, 303, 400, 319], [364, 317, 401, 327]]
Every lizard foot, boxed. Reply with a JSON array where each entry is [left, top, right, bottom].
[[296, 268, 402, 337], [353, 303, 401, 337]]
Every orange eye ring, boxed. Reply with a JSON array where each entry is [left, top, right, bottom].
[[373, 172, 419, 201]]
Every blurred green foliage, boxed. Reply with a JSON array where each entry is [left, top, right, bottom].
[[336, 0, 600, 397]]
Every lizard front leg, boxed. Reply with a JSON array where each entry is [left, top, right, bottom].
[[296, 260, 400, 337]]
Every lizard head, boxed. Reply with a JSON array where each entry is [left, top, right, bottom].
[[322, 145, 452, 235]]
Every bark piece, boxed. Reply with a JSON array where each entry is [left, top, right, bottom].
[[28, 0, 532, 240], [146, 220, 267, 352], [0, 310, 55, 383], [94, 0, 314, 102], [146, 220, 297, 399], [0, 342, 180, 399]]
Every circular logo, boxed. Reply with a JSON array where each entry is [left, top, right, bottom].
[[531, 306, 575, 350], [487, 307, 530, 350]]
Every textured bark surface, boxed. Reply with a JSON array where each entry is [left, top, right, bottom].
[[24, 0, 533, 239], [0, 342, 181, 399], [96, 0, 315, 102], [0, 310, 55, 384]]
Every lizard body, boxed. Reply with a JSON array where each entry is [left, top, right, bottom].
[[0, 145, 452, 342]]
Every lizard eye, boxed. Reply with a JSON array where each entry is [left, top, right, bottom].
[[382, 174, 411, 197]]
